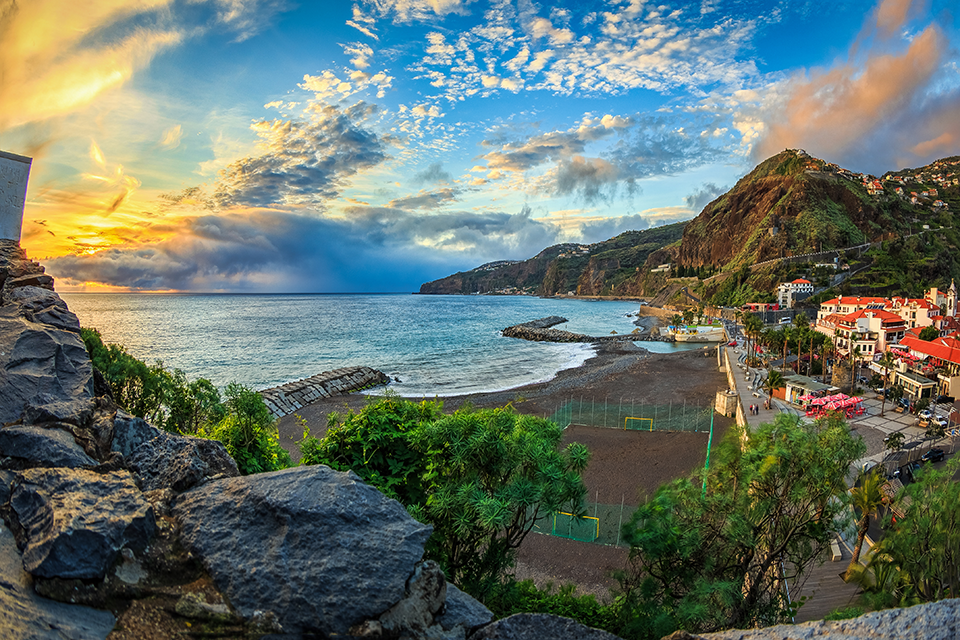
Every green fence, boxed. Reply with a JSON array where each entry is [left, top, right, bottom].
[[549, 397, 713, 433], [532, 500, 637, 547]]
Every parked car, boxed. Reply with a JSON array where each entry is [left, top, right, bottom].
[[919, 409, 934, 420], [921, 448, 945, 463], [728, 340, 738, 346], [933, 415, 949, 428], [936, 395, 955, 404], [898, 397, 911, 409]]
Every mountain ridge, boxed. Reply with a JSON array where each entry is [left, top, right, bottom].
[[420, 150, 960, 300]]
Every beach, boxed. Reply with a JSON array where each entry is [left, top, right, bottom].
[[277, 340, 737, 601]]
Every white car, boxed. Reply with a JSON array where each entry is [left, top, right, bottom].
[[919, 409, 934, 420], [933, 415, 949, 428]]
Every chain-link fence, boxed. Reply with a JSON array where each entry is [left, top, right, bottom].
[[549, 396, 713, 433], [531, 500, 635, 547]]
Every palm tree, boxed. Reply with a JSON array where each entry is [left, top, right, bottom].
[[877, 351, 896, 417], [847, 471, 885, 577], [764, 369, 785, 403], [671, 313, 683, 327], [781, 326, 792, 373], [743, 313, 763, 366]]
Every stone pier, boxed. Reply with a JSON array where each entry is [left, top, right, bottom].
[[259, 366, 390, 419]]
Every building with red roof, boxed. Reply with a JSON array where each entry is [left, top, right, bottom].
[[777, 278, 814, 308]]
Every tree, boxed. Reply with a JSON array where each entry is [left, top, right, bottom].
[[874, 458, 960, 604], [765, 369, 785, 402], [409, 406, 589, 593], [683, 309, 695, 326], [888, 384, 905, 412], [918, 326, 940, 341], [618, 413, 865, 637], [300, 398, 590, 595], [847, 471, 885, 576], [743, 313, 764, 366], [161, 369, 225, 434], [884, 431, 905, 453], [671, 313, 683, 327], [81, 327, 167, 422], [200, 383, 291, 475]]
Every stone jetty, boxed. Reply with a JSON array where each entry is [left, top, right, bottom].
[[502, 317, 670, 343], [259, 366, 389, 419]]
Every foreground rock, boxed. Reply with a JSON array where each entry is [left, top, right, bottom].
[[10, 468, 155, 580], [696, 597, 960, 640], [0, 523, 116, 640], [173, 465, 435, 636]]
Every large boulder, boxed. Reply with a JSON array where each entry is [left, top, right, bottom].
[[173, 465, 433, 636], [10, 468, 155, 580], [0, 523, 115, 640], [127, 431, 240, 492], [0, 425, 98, 469], [110, 410, 239, 492], [20, 394, 94, 427], [0, 305, 93, 425]]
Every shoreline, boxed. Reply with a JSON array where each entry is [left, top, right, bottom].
[[277, 339, 720, 460]]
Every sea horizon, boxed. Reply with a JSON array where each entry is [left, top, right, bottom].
[[61, 293, 697, 398]]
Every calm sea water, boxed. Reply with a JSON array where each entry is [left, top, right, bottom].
[[61, 294, 700, 397]]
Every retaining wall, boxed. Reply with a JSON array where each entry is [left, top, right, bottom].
[[259, 366, 389, 419]]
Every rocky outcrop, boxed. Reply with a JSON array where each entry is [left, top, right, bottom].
[[259, 365, 390, 419], [10, 468, 155, 580], [173, 464, 435, 635], [0, 523, 116, 640], [696, 597, 960, 639]]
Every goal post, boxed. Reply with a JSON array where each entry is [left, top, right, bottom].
[[552, 512, 600, 542], [624, 416, 653, 431]]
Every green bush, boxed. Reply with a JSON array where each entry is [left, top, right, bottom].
[[200, 383, 291, 475], [484, 580, 620, 632]]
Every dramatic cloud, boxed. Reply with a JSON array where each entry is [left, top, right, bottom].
[[0, 0, 289, 132], [683, 182, 728, 212], [213, 103, 391, 208], [754, 0, 959, 173]]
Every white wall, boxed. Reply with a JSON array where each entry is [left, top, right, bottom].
[[0, 151, 32, 241]]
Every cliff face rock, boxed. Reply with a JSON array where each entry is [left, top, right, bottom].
[[674, 150, 910, 270], [419, 224, 687, 296]]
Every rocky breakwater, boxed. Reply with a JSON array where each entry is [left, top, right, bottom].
[[502, 316, 640, 343], [259, 366, 389, 419], [0, 239, 622, 639]]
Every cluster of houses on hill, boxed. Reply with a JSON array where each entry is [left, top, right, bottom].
[[812, 282, 960, 400]]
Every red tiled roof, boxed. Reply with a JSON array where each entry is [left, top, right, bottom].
[[791, 278, 812, 284], [900, 335, 960, 364]]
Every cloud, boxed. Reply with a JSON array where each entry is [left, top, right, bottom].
[[683, 182, 728, 212], [413, 162, 452, 183], [407, 1, 761, 104], [0, 0, 290, 132], [753, 1, 959, 172], [159, 124, 183, 149], [354, 0, 474, 24], [44, 203, 563, 292], [211, 103, 392, 208], [387, 187, 458, 209]]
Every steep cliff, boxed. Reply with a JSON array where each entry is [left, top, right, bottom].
[[419, 223, 687, 296], [674, 150, 915, 270]]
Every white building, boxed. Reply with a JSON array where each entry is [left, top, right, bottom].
[[777, 278, 814, 308]]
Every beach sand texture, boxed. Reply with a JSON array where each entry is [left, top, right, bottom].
[[277, 343, 736, 601]]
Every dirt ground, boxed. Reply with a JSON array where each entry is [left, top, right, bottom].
[[276, 342, 736, 601]]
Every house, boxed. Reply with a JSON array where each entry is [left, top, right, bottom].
[[898, 334, 960, 397], [925, 281, 957, 318], [888, 297, 941, 329], [819, 309, 908, 360], [934, 200, 948, 209], [777, 278, 814, 308], [929, 188, 938, 197]]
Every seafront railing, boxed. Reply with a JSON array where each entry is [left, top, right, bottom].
[[549, 397, 712, 433]]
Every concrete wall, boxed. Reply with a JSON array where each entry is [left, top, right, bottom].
[[0, 151, 32, 241], [259, 366, 389, 419]]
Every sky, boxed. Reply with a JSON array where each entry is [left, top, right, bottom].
[[2, 0, 959, 293]]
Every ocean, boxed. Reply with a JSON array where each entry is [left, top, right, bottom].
[[60, 293, 702, 397]]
